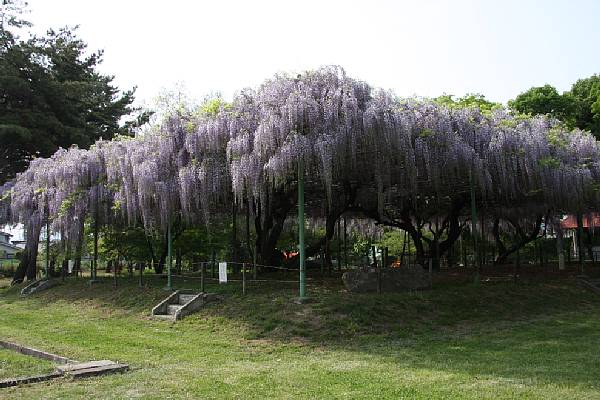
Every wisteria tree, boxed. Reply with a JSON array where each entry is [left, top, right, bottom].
[[3, 66, 600, 285]]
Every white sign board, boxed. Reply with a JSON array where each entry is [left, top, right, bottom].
[[219, 262, 228, 283], [68, 260, 74, 273]]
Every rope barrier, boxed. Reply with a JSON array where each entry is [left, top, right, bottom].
[[171, 274, 302, 284], [175, 260, 306, 272]]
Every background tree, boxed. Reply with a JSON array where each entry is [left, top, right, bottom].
[[435, 93, 501, 113], [508, 84, 575, 125], [509, 75, 600, 139], [0, 1, 136, 184], [569, 74, 600, 137]]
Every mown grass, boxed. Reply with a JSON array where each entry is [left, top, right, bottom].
[[0, 271, 599, 399], [0, 348, 56, 380]]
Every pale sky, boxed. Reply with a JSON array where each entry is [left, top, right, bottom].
[[23, 0, 600, 106], [4, 0, 600, 239]]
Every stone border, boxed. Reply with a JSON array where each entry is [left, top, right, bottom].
[[0, 340, 128, 389], [0, 372, 63, 388], [577, 276, 600, 294], [0, 340, 74, 364], [20, 279, 60, 297]]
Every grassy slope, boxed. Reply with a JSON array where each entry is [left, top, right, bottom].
[[0, 274, 599, 399], [0, 348, 56, 380]]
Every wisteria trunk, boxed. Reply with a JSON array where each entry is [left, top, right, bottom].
[[254, 189, 296, 267], [286, 207, 344, 268], [493, 217, 543, 265], [12, 214, 43, 284]]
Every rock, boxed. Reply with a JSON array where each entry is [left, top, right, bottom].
[[342, 265, 430, 293]]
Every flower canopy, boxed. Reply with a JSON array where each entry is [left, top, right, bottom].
[[2, 66, 599, 252]]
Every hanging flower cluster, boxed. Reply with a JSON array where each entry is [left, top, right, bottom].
[[2, 66, 600, 253]]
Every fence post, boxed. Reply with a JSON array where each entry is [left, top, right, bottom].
[[428, 258, 433, 288], [113, 260, 118, 287], [371, 246, 377, 269], [211, 249, 216, 278], [515, 248, 520, 283], [343, 216, 348, 269], [377, 258, 382, 294], [470, 169, 480, 283], [298, 158, 306, 299], [201, 262, 205, 293], [337, 219, 342, 272], [385, 247, 389, 268], [577, 213, 584, 275], [165, 222, 173, 290], [242, 262, 246, 295], [45, 211, 50, 280], [139, 262, 144, 287]]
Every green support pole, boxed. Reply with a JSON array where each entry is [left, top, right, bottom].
[[377, 247, 382, 294], [577, 213, 584, 274], [92, 217, 98, 282], [337, 219, 342, 271], [91, 189, 99, 283], [298, 159, 306, 299], [166, 221, 173, 290], [211, 249, 216, 278], [45, 215, 50, 280], [343, 216, 348, 269], [470, 170, 479, 283], [201, 262, 205, 293], [139, 262, 144, 287], [252, 247, 257, 280]]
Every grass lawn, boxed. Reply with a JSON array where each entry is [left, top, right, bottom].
[[0, 271, 599, 399], [0, 348, 56, 380]]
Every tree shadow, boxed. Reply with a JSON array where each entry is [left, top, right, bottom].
[[1, 272, 599, 390]]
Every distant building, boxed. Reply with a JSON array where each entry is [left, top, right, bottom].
[[0, 231, 22, 259], [560, 214, 600, 260]]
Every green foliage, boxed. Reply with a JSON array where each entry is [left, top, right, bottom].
[[569, 74, 600, 137], [349, 235, 371, 261], [418, 128, 434, 138], [198, 97, 231, 117], [378, 228, 413, 257], [173, 224, 230, 260], [547, 126, 570, 149], [509, 75, 600, 139], [434, 93, 502, 114], [98, 226, 153, 263], [508, 84, 575, 125], [538, 156, 561, 169], [57, 189, 85, 217]]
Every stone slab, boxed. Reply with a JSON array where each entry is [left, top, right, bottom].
[[57, 360, 115, 373], [67, 363, 128, 378]]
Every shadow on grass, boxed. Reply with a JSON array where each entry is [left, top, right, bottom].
[[1, 271, 600, 390], [193, 275, 600, 388]]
